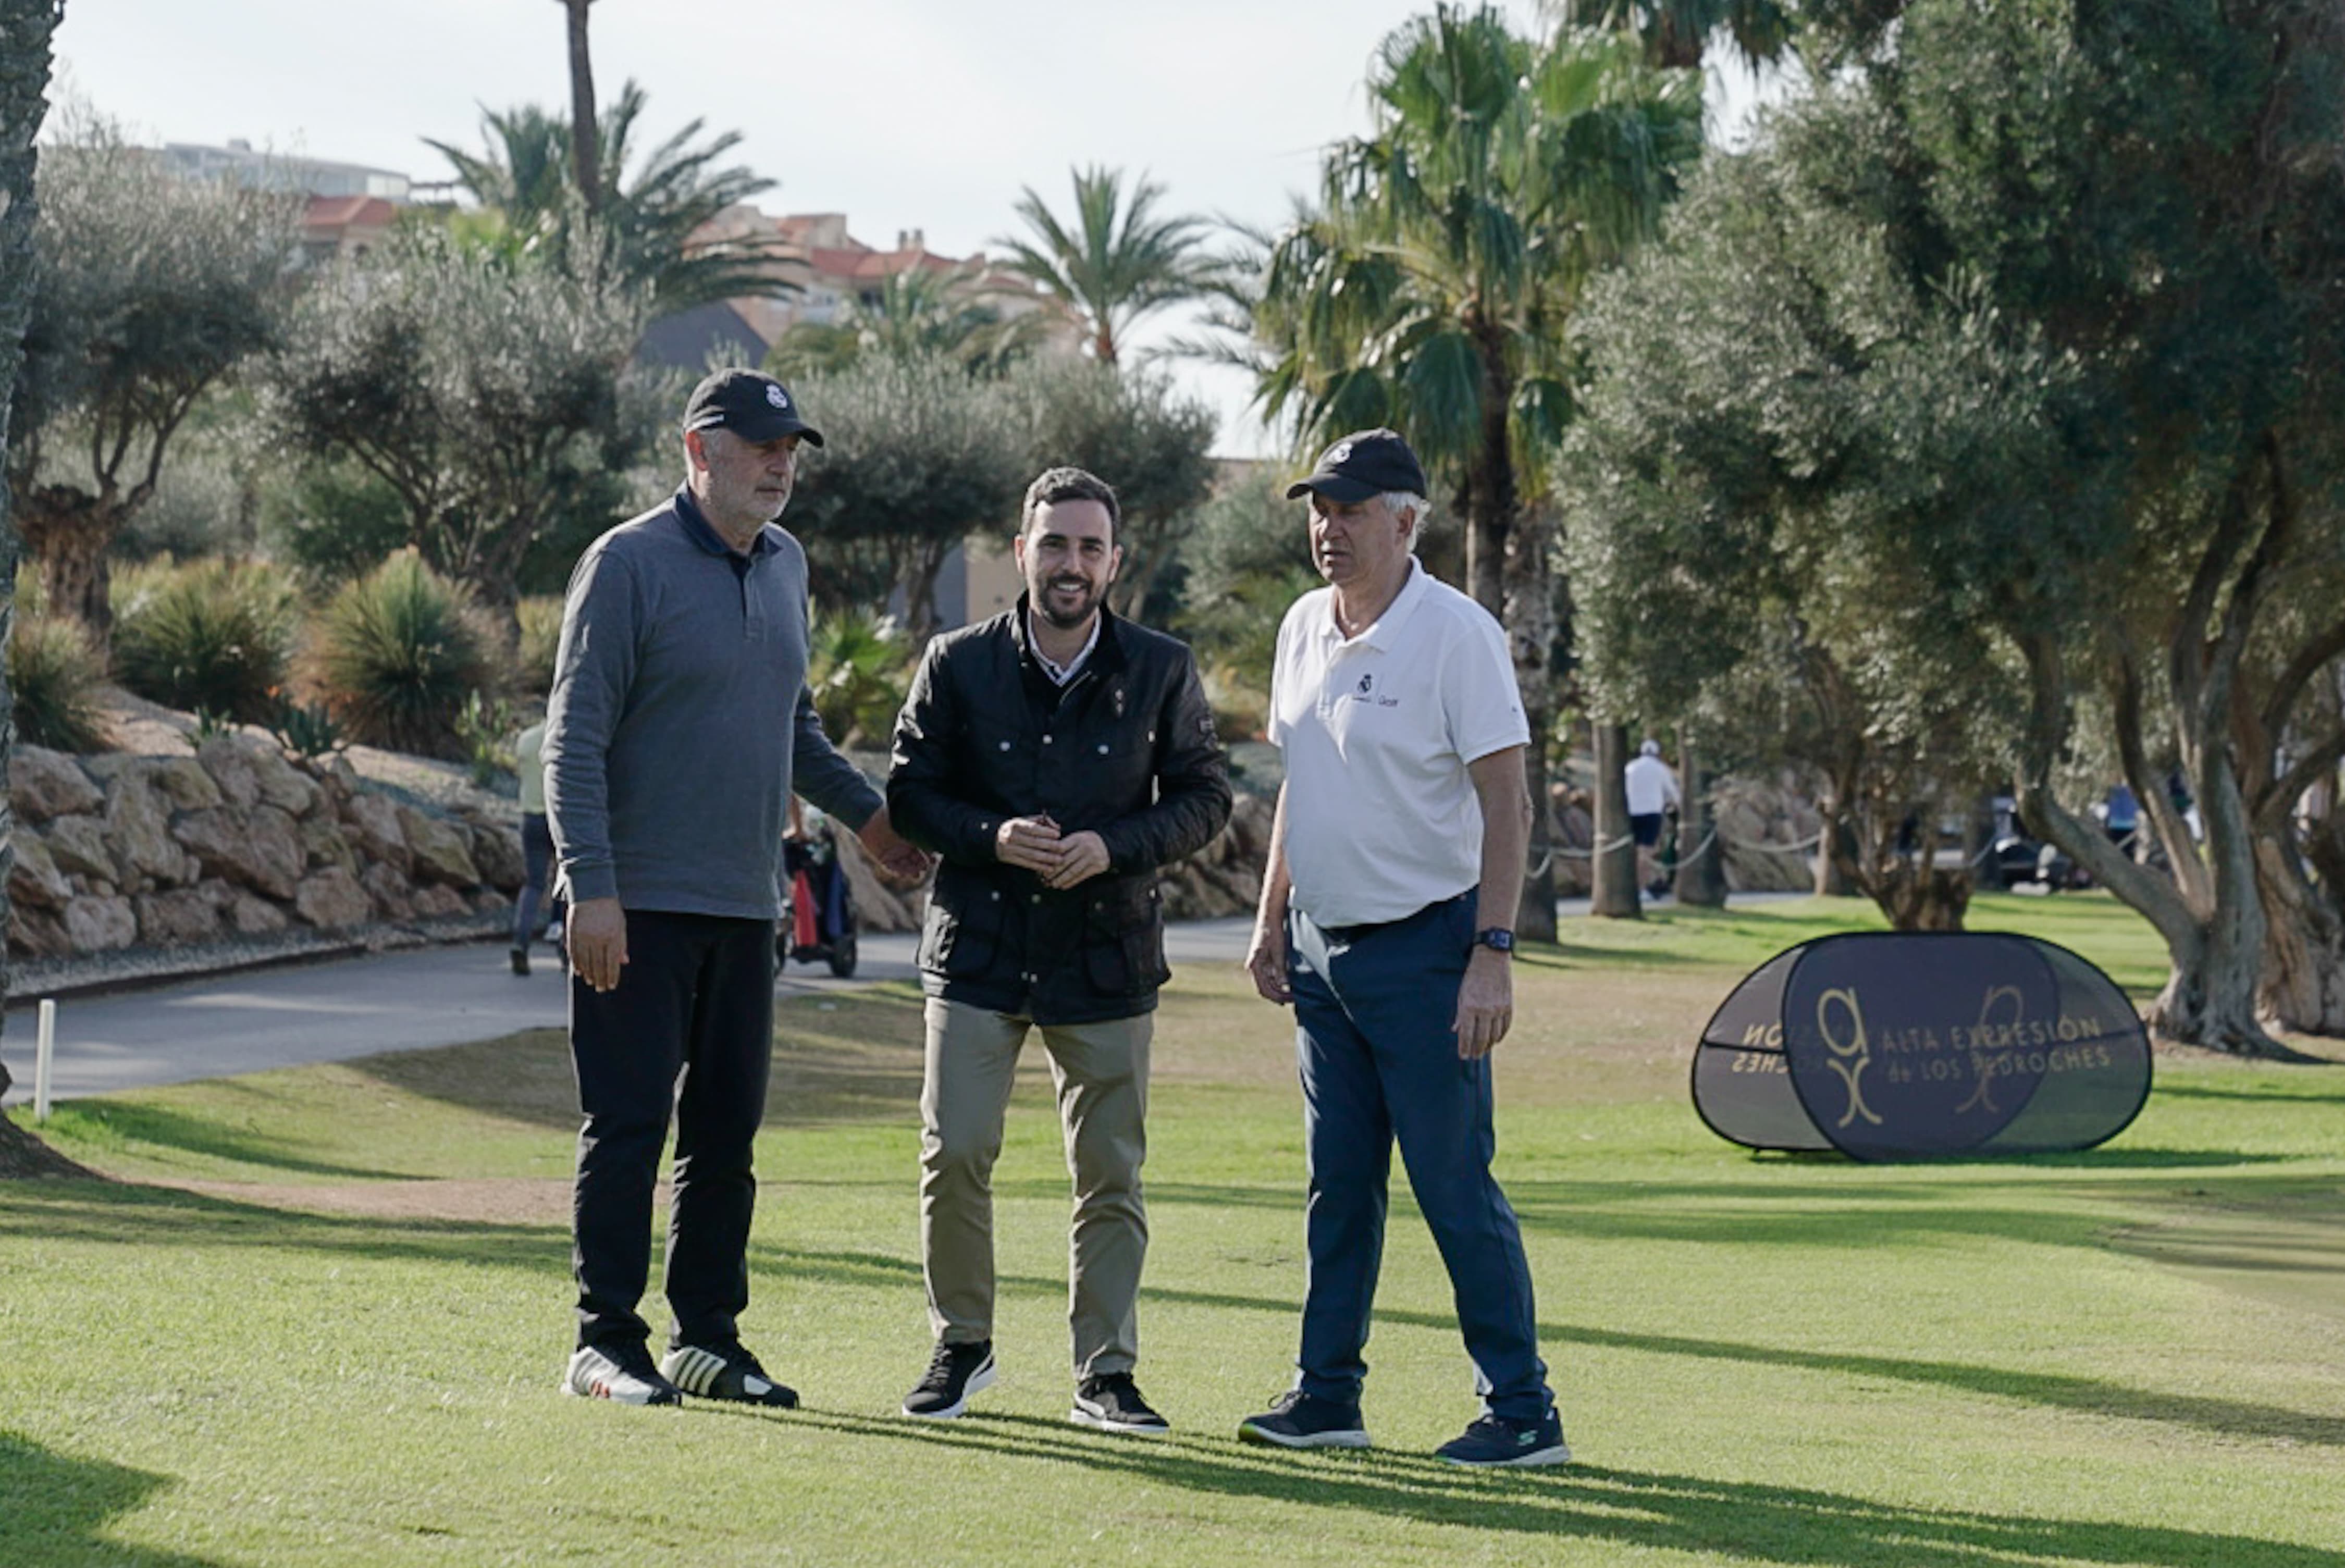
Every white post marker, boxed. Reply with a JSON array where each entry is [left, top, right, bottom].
[[34, 997, 57, 1123]]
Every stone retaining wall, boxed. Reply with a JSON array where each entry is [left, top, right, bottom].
[[7, 738, 524, 961]]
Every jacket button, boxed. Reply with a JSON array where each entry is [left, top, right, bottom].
[[998, 740, 1011, 751], [1043, 735, 1053, 744], [989, 890, 1000, 902], [1030, 894, 1041, 904], [1096, 744, 1109, 755]]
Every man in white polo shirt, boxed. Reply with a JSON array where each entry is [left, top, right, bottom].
[[1236, 429, 1566, 1468]]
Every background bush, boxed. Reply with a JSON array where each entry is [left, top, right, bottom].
[[8, 611, 112, 752], [112, 556, 299, 722], [310, 550, 498, 759], [807, 610, 912, 748], [515, 595, 563, 697]]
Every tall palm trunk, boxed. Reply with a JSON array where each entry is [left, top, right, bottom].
[[560, 0, 601, 209], [1592, 722, 1642, 917]]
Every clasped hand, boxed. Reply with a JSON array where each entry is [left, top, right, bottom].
[[995, 814, 1109, 891]]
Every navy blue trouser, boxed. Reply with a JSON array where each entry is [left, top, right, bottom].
[[1288, 890, 1553, 1423], [513, 813, 564, 953], [569, 909, 775, 1353]]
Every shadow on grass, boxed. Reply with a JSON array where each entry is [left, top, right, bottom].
[[0, 1181, 569, 1273], [2153, 1080, 2345, 1104], [48, 1098, 415, 1181], [0, 1432, 225, 1566], [738, 1408, 2345, 1567]]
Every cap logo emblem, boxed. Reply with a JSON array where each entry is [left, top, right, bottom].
[[1330, 441, 1354, 464], [767, 385, 788, 409]]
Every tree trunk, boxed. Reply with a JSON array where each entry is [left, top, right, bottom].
[[1591, 721, 1641, 918], [1674, 739, 1728, 908], [1813, 809, 1858, 896], [2254, 834, 2345, 1035], [562, 0, 601, 210], [1, 0, 82, 1179], [15, 484, 125, 646], [1503, 502, 1558, 942], [1873, 863, 1971, 931]]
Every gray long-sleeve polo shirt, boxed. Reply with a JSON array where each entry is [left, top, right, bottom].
[[542, 488, 881, 920]]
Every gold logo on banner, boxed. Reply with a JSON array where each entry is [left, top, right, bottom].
[[1954, 984, 2023, 1115], [1815, 987, 1884, 1128]]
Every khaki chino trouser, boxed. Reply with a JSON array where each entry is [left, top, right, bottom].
[[919, 997, 1152, 1380]]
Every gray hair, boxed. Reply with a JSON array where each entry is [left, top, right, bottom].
[[1383, 491, 1430, 554]]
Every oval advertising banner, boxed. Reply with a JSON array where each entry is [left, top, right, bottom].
[[1694, 932, 2152, 1161]]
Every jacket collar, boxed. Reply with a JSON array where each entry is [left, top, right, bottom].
[[1011, 593, 1129, 677]]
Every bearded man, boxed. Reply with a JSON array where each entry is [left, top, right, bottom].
[[884, 465, 1230, 1434]]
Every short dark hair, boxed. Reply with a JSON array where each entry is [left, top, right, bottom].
[[1021, 466, 1119, 542]]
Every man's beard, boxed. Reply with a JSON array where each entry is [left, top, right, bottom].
[[1034, 575, 1102, 629]]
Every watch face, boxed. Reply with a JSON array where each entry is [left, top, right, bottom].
[[1478, 928, 1515, 953]]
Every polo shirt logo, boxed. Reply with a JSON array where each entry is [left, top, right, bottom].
[[1348, 669, 1400, 709]]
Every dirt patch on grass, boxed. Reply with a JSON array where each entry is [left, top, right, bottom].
[[164, 1175, 585, 1223]]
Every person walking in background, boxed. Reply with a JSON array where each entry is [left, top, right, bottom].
[[1624, 738, 1681, 898], [1239, 428, 1568, 1468], [509, 714, 563, 977], [887, 466, 1230, 1435], [545, 368, 929, 1409]]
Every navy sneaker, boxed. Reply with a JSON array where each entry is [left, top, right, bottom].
[[903, 1339, 996, 1419], [1436, 1409, 1571, 1467], [1237, 1390, 1371, 1450], [660, 1341, 798, 1408]]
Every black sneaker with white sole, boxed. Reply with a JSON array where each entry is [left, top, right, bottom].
[[1435, 1409, 1572, 1467], [1237, 1389, 1371, 1449], [902, 1339, 996, 1418], [562, 1343, 683, 1405], [660, 1341, 799, 1408], [1070, 1372, 1169, 1435]]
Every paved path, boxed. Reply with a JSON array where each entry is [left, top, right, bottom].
[[0, 918, 1259, 1107], [3, 891, 1787, 1108]]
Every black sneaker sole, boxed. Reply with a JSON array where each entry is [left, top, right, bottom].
[[902, 1357, 995, 1419], [1238, 1419, 1371, 1449]]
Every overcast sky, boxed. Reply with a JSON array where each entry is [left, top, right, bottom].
[[51, 0, 1763, 456]]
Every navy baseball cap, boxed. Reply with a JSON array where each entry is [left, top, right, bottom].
[[683, 369, 825, 447], [1284, 428, 1427, 503]]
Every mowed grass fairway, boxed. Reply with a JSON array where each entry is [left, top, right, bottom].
[[4, 894, 2342, 1566]]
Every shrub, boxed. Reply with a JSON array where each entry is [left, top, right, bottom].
[[808, 611, 911, 748], [516, 595, 563, 696], [7, 613, 111, 752], [112, 556, 300, 722], [310, 551, 498, 758]]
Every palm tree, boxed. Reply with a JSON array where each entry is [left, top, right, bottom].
[[427, 80, 784, 316], [1251, 6, 1702, 933], [993, 165, 1219, 365], [767, 262, 1044, 381], [557, 0, 601, 207]]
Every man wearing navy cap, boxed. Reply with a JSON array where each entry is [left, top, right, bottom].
[[545, 368, 929, 1408], [1237, 429, 1567, 1466]]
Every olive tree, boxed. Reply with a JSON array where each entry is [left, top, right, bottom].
[[6, 122, 295, 644], [265, 225, 658, 617]]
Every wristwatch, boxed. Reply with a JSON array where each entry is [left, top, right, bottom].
[[1473, 927, 1516, 956]]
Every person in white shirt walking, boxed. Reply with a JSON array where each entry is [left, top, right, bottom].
[[1624, 738, 1682, 897]]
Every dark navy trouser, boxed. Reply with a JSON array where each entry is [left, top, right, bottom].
[[1288, 889, 1552, 1423], [569, 909, 775, 1353]]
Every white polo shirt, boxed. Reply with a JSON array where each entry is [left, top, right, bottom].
[[1269, 559, 1529, 927]]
